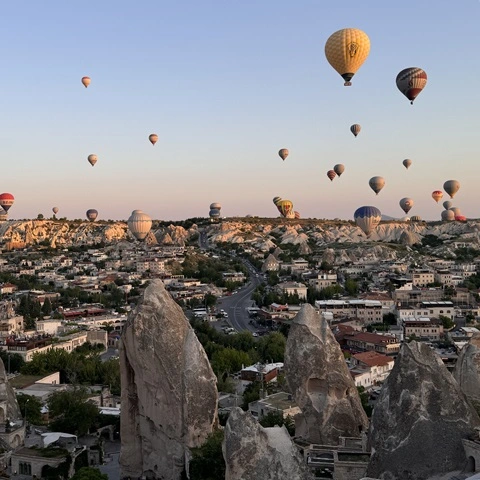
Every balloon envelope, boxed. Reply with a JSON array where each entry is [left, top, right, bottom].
[[278, 149, 289, 161], [149, 134, 158, 145], [443, 180, 460, 198], [210, 203, 221, 210], [455, 215, 467, 222], [128, 210, 152, 241], [86, 209, 98, 222], [396, 67, 427, 104], [443, 201, 453, 210], [294, 211, 300, 219], [325, 28, 370, 86], [354, 206, 381, 236], [52, 207, 59, 215], [327, 170, 337, 182], [410, 215, 422, 222], [87, 154, 98, 167], [209, 209, 221, 218], [81, 76, 91, 88], [272, 196, 282, 206], [334, 164, 345, 177], [399, 197, 414, 214], [449, 207, 462, 216], [0, 193, 14, 212], [431, 191, 443, 203], [441, 210, 455, 221], [369, 176, 385, 195], [277, 200, 293, 218], [350, 124, 361, 137], [403, 159, 412, 170]]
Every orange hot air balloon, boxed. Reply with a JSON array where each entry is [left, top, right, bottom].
[[455, 215, 467, 222], [278, 149, 289, 161], [327, 170, 337, 181], [149, 134, 158, 145], [0, 193, 14, 212], [81, 76, 91, 88], [431, 190, 443, 203]]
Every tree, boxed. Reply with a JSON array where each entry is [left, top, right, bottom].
[[440, 315, 455, 330], [42, 297, 52, 316], [189, 429, 225, 480], [37, 214, 44, 220], [344, 277, 358, 296], [259, 411, 295, 436], [357, 386, 372, 417], [17, 393, 43, 425], [71, 467, 108, 480]]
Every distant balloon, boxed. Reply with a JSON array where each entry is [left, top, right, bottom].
[[327, 170, 337, 182], [369, 176, 385, 195], [431, 191, 443, 203], [403, 159, 412, 170], [400, 216, 410, 223], [410, 215, 422, 222], [441, 210, 455, 222], [209, 209, 221, 219], [272, 196, 282, 206], [0, 193, 14, 212], [396, 67, 427, 104], [455, 215, 467, 222], [354, 206, 381, 236], [350, 124, 361, 137], [81, 76, 91, 88], [277, 200, 293, 218], [127, 210, 152, 241], [325, 28, 371, 86], [334, 164, 345, 177], [399, 197, 414, 214], [52, 207, 59, 215], [443, 201, 453, 210], [278, 149, 289, 161], [149, 134, 158, 146], [443, 180, 460, 198], [86, 209, 98, 222], [87, 154, 98, 167], [294, 211, 301, 219], [449, 207, 462, 217], [210, 203, 221, 210]]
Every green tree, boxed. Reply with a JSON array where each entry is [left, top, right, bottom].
[[42, 297, 52, 316], [357, 386, 373, 417], [344, 277, 358, 296], [259, 411, 295, 436], [0, 351, 24, 373], [17, 393, 43, 425], [440, 315, 455, 330], [256, 332, 286, 363], [189, 429, 225, 480], [47, 387, 99, 435], [71, 467, 108, 480], [211, 348, 251, 377]]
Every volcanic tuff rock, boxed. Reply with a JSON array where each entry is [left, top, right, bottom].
[[223, 407, 314, 480], [367, 341, 480, 480], [284, 304, 369, 445], [120, 279, 218, 480], [453, 332, 480, 413], [0, 357, 21, 421]]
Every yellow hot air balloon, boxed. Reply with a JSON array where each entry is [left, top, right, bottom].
[[81, 76, 91, 88], [325, 28, 370, 86], [149, 134, 158, 146]]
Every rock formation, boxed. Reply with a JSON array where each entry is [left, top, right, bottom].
[[0, 357, 21, 421], [120, 279, 218, 480], [367, 341, 480, 480], [453, 332, 480, 413], [284, 304, 369, 445], [223, 407, 314, 480]]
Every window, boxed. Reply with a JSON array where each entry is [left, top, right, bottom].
[[19, 462, 32, 475]]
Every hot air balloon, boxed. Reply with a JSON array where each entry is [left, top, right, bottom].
[[294, 211, 301, 219], [403, 159, 412, 170], [52, 207, 59, 215], [410, 215, 422, 222], [327, 170, 337, 182], [443, 201, 453, 210], [209, 209, 221, 219], [449, 207, 462, 217], [333, 164, 345, 177], [350, 124, 361, 137], [273, 196, 282, 206], [86, 209, 98, 222], [354, 206, 381, 236], [400, 216, 411, 223], [210, 203, 221, 211], [128, 210, 152, 241], [369, 176, 385, 195], [399, 197, 414, 214], [81, 76, 91, 88], [277, 200, 293, 218], [455, 215, 467, 222], [431, 191, 443, 203], [443, 180, 460, 199], [0, 193, 14, 212], [87, 154, 98, 167], [149, 134, 158, 146], [441, 210, 455, 222], [325, 28, 370, 86], [396, 68, 427, 104], [278, 149, 289, 161]]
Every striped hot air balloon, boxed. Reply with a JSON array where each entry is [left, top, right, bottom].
[[277, 200, 293, 218], [396, 67, 427, 104], [0, 193, 14, 212], [127, 210, 152, 241], [350, 124, 361, 137], [294, 211, 300, 219], [327, 170, 337, 181], [432, 191, 443, 203], [354, 206, 381, 236]]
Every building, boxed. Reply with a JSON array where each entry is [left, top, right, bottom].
[[309, 272, 337, 292], [0, 316, 23, 336], [315, 300, 383, 325], [343, 331, 400, 356], [238, 362, 283, 393], [277, 282, 308, 300], [350, 351, 395, 388], [248, 392, 301, 421], [403, 317, 443, 341], [411, 269, 435, 287]]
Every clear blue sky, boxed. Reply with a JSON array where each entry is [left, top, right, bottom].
[[1, 0, 479, 221]]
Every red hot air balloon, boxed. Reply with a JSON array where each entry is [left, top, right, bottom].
[[327, 170, 337, 182], [0, 193, 14, 212], [432, 191, 443, 203], [396, 67, 427, 104]]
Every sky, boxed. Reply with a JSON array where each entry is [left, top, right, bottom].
[[1, 0, 479, 222]]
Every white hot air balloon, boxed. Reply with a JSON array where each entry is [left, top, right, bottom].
[[127, 210, 152, 241]]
